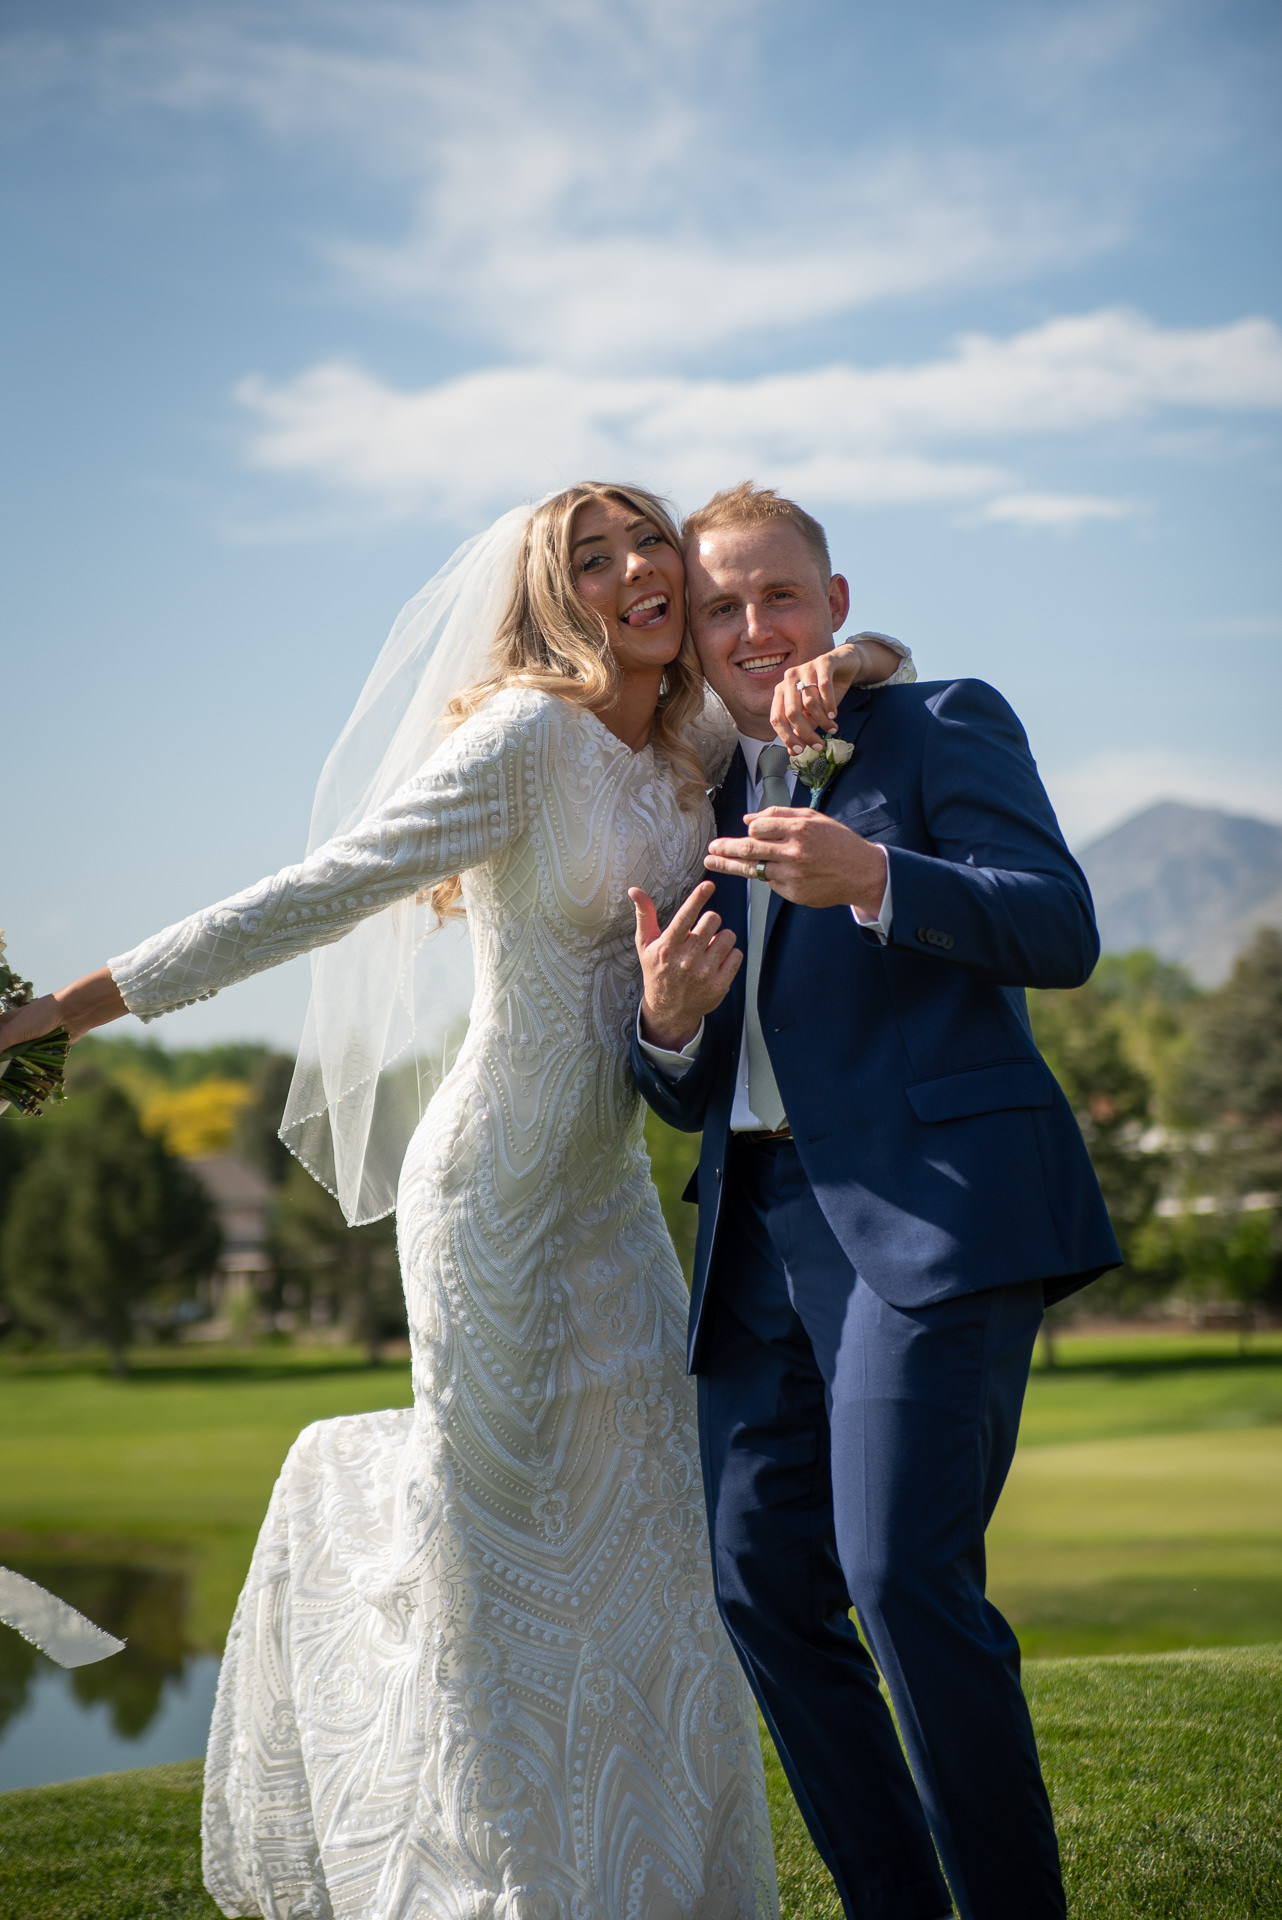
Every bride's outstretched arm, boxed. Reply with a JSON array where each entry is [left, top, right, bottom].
[[0, 691, 549, 1047], [0, 968, 127, 1051]]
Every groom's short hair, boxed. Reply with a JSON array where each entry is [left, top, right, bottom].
[[683, 482, 832, 585]]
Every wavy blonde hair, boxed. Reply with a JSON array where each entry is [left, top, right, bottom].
[[426, 481, 707, 925]]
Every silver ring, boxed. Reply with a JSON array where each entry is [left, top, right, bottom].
[[754, 860, 767, 881]]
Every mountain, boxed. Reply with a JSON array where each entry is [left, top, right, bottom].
[[1077, 801, 1282, 985]]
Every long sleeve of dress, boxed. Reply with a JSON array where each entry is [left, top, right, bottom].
[[862, 633, 916, 687], [109, 688, 549, 1022]]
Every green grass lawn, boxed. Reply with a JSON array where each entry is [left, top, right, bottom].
[[1022, 1330, 1282, 1446], [1, 1332, 1280, 1914], [3, 1646, 1278, 1919], [990, 1424, 1282, 1656], [2, 1331, 1278, 1655], [768, 1644, 1282, 1919], [992, 1331, 1282, 1657]]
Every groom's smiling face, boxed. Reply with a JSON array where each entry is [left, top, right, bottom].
[[685, 522, 851, 739]]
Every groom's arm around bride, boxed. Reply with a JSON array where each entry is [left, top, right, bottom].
[[629, 483, 1119, 1920]]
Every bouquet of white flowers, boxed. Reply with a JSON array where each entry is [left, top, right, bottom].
[[0, 932, 70, 1118]]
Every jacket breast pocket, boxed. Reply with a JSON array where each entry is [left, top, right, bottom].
[[843, 797, 901, 841], [905, 1060, 1055, 1123]]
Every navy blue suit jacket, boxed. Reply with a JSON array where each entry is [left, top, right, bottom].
[[631, 677, 1121, 1372]]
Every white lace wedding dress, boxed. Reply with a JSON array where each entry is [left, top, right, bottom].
[[110, 687, 777, 1920]]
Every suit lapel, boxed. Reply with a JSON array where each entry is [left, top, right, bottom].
[[713, 747, 749, 1022], [810, 685, 875, 815], [762, 684, 876, 948]]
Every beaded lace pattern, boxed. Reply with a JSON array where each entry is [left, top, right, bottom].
[[111, 688, 776, 1920]]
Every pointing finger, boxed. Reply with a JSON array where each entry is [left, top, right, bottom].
[[662, 879, 718, 943], [628, 888, 661, 948]]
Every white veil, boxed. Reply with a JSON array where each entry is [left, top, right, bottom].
[[280, 500, 540, 1226]]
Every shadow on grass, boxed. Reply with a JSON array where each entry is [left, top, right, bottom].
[[1035, 1348, 1282, 1380]]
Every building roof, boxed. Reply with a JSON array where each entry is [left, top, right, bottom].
[[188, 1154, 275, 1209]]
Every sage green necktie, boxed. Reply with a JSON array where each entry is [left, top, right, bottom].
[[744, 743, 792, 1131]]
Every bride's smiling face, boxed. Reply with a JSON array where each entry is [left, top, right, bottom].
[[570, 498, 687, 678]]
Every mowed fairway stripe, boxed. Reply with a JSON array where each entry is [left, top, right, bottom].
[[987, 1425, 1282, 1653], [992, 1426, 1282, 1543]]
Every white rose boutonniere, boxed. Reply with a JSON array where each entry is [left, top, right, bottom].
[[788, 736, 855, 807]]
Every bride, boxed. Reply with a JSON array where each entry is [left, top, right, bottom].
[[1, 482, 910, 1920]]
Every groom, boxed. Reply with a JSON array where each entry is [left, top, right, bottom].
[[630, 485, 1120, 1920]]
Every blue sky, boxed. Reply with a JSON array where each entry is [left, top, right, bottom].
[[4, 0, 1280, 1049]]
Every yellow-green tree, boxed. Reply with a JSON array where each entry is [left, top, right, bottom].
[[141, 1077, 252, 1158]]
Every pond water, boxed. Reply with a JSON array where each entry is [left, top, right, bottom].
[[0, 1560, 220, 1790]]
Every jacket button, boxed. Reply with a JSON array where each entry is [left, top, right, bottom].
[[916, 925, 953, 951]]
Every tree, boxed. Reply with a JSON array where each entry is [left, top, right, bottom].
[[141, 1076, 253, 1157], [1222, 1207, 1278, 1324], [0, 1110, 40, 1337], [1183, 927, 1282, 1196], [1136, 1202, 1279, 1345], [1, 1082, 221, 1372], [233, 1051, 298, 1186], [270, 1158, 404, 1362], [70, 1033, 273, 1101], [1029, 974, 1167, 1309], [1088, 950, 1200, 1123]]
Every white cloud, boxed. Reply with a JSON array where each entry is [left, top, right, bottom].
[[235, 308, 1282, 522], [5, 2, 1125, 367], [1045, 750, 1282, 849], [977, 492, 1140, 529], [7, 1, 1269, 381], [234, 356, 1014, 518]]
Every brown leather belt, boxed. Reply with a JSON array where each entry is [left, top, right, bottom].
[[735, 1124, 792, 1142]]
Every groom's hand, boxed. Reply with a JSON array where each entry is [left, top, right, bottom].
[[630, 881, 742, 1051], [705, 808, 888, 914]]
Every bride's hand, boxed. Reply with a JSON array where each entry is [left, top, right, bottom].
[[771, 636, 905, 751], [0, 969, 128, 1049], [631, 882, 741, 1052]]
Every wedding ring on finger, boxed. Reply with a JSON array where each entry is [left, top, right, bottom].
[[754, 860, 767, 881]]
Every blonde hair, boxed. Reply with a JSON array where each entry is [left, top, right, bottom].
[[426, 481, 707, 925], [683, 481, 832, 585]]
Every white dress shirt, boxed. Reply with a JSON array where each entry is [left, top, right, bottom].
[[638, 731, 892, 1125]]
